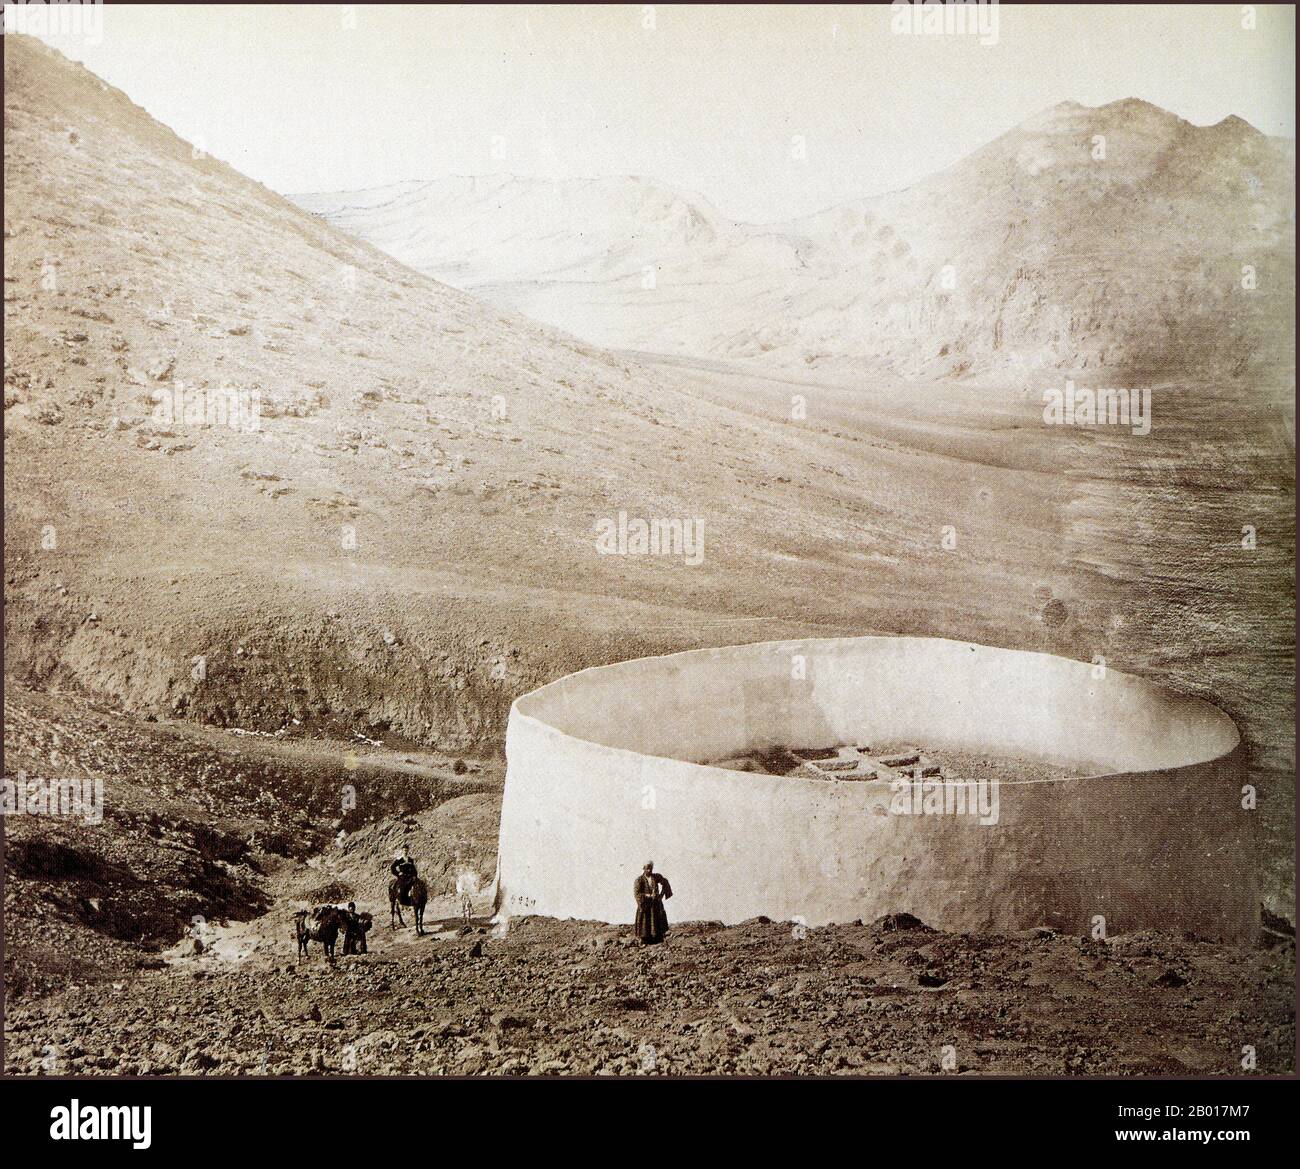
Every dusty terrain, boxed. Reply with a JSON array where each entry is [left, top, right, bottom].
[[6, 908, 1293, 1077], [3, 33, 1294, 1076]]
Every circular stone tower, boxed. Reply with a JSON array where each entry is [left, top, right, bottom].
[[495, 637, 1255, 942]]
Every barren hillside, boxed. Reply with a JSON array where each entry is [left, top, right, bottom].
[[3, 33, 831, 746], [11, 33, 1225, 754], [299, 100, 1295, 381]]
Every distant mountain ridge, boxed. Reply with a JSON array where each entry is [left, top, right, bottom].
[[295, 99, 1295, 382]]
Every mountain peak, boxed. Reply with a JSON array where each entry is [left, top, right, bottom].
[[1022, 96, 1188, 132], [1207, 113, 1263, 137], [1098, 96, 1168, 116]]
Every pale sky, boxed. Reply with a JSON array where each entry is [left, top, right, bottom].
[[24, 3, 1297, 221]]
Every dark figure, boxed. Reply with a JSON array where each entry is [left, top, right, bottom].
[[633, 861, 673, 945], [294, 906, 346, 963], [388, 866, 428, 935], [390, 847, 418, 898], [340, 902, 372, 955]]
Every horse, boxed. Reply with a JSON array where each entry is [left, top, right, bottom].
[[388, 877, 428, 935], [294, 906, 347, 963]]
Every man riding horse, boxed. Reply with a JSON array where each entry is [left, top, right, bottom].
[[388, 844, 428, 934], [390, 846, 418, 899]]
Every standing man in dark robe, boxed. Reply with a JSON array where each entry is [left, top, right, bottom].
[[633, 861, 673, 945], [341, 902, 371, 955]]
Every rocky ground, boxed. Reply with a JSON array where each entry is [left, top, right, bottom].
[[5, 912, 1293, 1077]]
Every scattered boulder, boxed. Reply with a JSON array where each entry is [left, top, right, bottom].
[[869, 912, 932, 935]]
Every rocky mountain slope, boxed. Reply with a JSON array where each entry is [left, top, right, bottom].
[[298, 100, 1295, 381], [2, 681, 499, 1000], [3, 32, 811, 748]]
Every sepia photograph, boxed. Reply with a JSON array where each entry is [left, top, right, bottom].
[[1, 0, 1295, 1133]]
